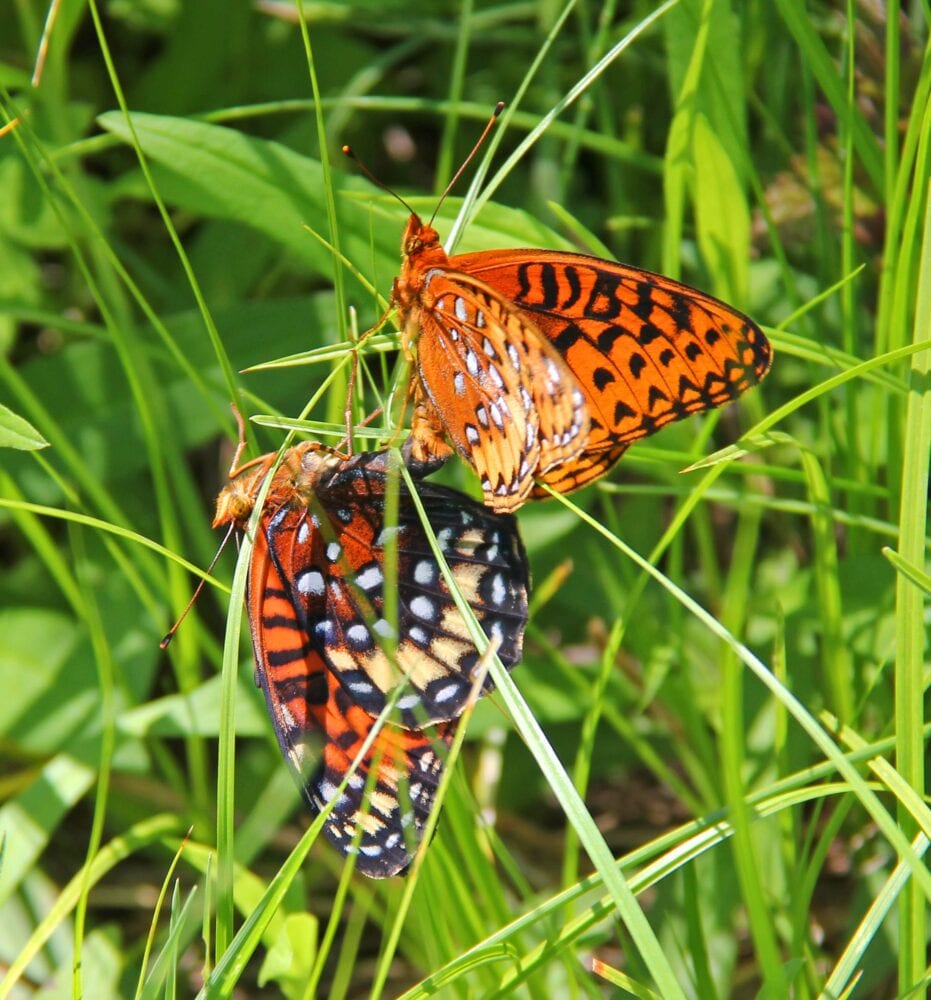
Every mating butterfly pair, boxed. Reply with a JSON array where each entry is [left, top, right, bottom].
[[214, 444, 528, 877], [396, 215, 772, 512]]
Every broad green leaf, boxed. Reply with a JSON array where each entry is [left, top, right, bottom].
[[0, 402, 49, 451]]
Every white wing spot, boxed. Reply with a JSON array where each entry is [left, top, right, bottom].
[[483, 337, 497, 359], [520, 386, 533, 412], [507, 343, 521, 371], [476, 406, 489, 429], [373, 618, 395, 639], [376, 525, 402, 546], [414, 560, 436, 585], [315, 618, 336, 642], [489, 364, 504, 389], [454, 372, 466, 396], [397, 693, 420, 710], [454, 296, 468, 322], [347, 624, 371, 647], [411, 595, 436, 621], [327, 541, 342, 562], [475, 309, 486, 329], [349, 675, 375, 695], [297, 568, 325, 596], [437, 527, 455, 550], [465, 348, 479, 377], [409, 625, 429, 646], [433, 683, 460, 704], [297, 520, 311, 545], [465, 424, 480, 445], [488, 401, 504, 429], [355, 565, 383, 591]]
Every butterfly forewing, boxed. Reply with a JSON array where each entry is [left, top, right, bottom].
[[451, 249, 772, 492], [247, 511, 452, 877]]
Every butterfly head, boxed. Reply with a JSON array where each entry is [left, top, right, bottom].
[[213, 448, 318, 529], [213, 456, 276, 528], [402, 214, 443, 262]]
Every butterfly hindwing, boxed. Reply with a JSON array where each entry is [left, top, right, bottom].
[[283, 449, 529, 727], [250, 511, 454, 876]]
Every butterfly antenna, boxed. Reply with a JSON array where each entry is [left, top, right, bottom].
[[342, 145, 416, 216], [429, 101, 504, 227], [160, 521, 236, 649]]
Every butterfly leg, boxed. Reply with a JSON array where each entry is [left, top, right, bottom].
[[227, 402, 251, 477], [404, 386, 453, 476]]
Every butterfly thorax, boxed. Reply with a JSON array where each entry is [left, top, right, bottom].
[[395, 217, 456, 365]]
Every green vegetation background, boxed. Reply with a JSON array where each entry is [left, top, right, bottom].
[[1, 1, 929, 998]]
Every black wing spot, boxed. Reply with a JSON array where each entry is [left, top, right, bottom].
[[684, 342, 703, 363], [593, 367, 616, 391]]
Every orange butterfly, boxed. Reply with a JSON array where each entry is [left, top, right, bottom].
[[395, 217, 772, 513], [214, 443, 529, 876]]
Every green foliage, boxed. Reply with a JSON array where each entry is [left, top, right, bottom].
[[1, 1, 929, 998]]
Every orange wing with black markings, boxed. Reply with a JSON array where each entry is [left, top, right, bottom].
[[246, 504, 452, 877]]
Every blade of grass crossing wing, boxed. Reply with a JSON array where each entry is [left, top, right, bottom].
[[398, 461, 688, 1000], [369, 647, 498, 1000]]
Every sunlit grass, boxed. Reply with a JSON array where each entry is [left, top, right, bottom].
[[1, 1, 928, 998]]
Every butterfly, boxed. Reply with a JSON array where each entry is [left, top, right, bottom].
[[214, 443, 529, 877], [395, 215, 772, 513]]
